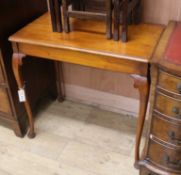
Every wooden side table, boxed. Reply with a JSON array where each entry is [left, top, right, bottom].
[[9, 13, 164, 166]]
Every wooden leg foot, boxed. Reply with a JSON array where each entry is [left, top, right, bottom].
[[131, 74, 150, 167], [13, 127, 23, 138], [27, 131, 36, 138]]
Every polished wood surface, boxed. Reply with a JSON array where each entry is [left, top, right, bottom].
[[155, 92, 181, 121], [148, 139, 181, 173], [131, 74, 150, 167], [9, 13, 164, 65], [151, 115, 181, 147], [0, 88, 12, 115], [158, 70, 181, 96]]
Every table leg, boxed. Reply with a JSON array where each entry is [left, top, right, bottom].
[[122, 0, 128, 42], [54, 61, 65, 102], [131, 74, 150, 168], [113, 0, 120, 41], [106, 0, 112, 39], [12, 53, 35, 138]]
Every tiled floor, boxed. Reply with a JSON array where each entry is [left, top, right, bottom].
[[0, 100, 146, 175]]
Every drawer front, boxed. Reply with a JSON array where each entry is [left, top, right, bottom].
[[140, 167, 158, 175], [151, 115, 181, 146], [158, 70, 181, 95], [0, 88, 12, 115], [148, 140, 181, 172], [155, 92, 181, 121]]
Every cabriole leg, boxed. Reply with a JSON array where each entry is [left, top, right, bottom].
[[12, 53, 35, 138], [131, 74, 150, 168]]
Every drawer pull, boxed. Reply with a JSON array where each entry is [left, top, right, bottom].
[[168, 131, 181, 145], [177, 83, 181, 94], [172, 107, 181, 119], [164, 155, 181, 169]]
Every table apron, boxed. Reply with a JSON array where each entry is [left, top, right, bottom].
[[17, 43, 148, 76]]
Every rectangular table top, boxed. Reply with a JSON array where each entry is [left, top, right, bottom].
[[9, 13, 164, 63]]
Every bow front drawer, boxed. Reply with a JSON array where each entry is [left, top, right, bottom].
[[158, 70, 181, 96], [151, 115, 181, 147], [155, 92, 181, 121], [148, 139, 181, 173]]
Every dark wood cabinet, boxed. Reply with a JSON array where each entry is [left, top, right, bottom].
[[0, 0, 57, 137], [140, 22, 181, 175]]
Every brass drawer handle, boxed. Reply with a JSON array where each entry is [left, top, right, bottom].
[[164, 155, 181, 169], [172, 107, 181, 119], [177, 83, 181, 94], [168, 131, 181, 145]]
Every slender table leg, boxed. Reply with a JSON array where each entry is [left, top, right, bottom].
[[122, 0, 128, 42], [62, 0, 70, 33], [54, 61, 65, 102], [106, 0, 112, 39], [48, 0, 57, 32], [113, 0, 120, 41], [12, 53, 35, 138], [54, 0, 63, 32], [131, 74, 150, 168]]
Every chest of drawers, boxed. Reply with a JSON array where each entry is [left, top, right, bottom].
[[140, 22, 181, 174]]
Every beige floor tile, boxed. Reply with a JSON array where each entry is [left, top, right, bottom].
[[74, 124, 135, 156], [58, 141, 139, 175], [86, 108, 137, 132], [36, 111, 87, 140], [0, 127, 68, 160], [0, 169, 11, 175], [0, 142, 98, 175]]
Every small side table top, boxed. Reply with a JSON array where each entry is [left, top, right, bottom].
[[9, 13, 164, 64]]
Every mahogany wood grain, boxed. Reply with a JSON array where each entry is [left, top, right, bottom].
[[158, 70, 181, 96], [131, 74, 150, 168], [9, 13, 164, 65], [155, 92, 181, 122], [148, 139, 181, 173], [12, 52, 35, 138], [0, 88, 12, 115], [151, 115, 181, 147]]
